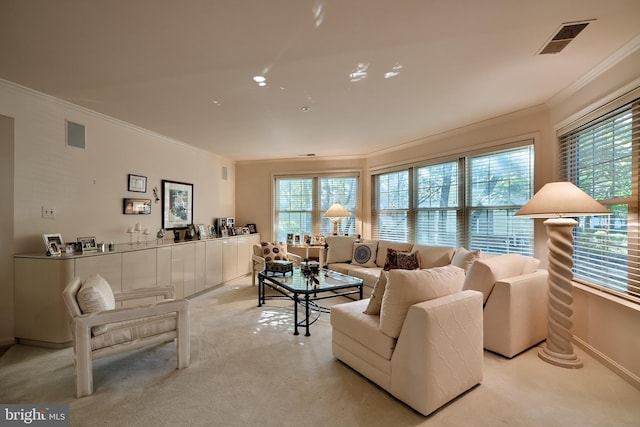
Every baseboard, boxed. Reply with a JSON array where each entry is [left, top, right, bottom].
[[574, 336, 640, 390], [0, 338, 15, 347]]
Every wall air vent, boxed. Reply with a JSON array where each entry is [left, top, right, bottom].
[[538, 20, 594, 55]]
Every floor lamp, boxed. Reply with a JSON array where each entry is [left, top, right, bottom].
[[515, 182, 610, 369], [323, 203, 350, 235]]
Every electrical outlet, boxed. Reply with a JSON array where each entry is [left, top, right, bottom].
[[42, 206, 56, 219]]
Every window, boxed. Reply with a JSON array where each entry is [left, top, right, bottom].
[[559, 98, 640, 300], [372, 170, 409, 242], [415, 162, 459, 247], [372, 144, 534, 255], [275, 175, 358, 242], [468, 146, 534, 256]]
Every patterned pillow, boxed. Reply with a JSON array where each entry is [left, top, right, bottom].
[[351, 242, 378, 267], [383, 248, 419, 271], [260, 242, 288, 262]]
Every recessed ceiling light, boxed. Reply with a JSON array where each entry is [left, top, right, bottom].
[[253, 75, 266, 83], [302, 106, 311, 112]]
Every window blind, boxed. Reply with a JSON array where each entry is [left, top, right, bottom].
[[415, 161, 461, 247], [558, 99, 640, 301], [372, 170, 410, 242], [372, 144, 534, 254], [275, 175, 359, 241], [468, 145, 534, 256]]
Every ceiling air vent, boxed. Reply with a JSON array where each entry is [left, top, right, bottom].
[[538, 20, 594, 55]]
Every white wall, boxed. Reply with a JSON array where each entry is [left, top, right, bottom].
[[0, 80, 236, 344]]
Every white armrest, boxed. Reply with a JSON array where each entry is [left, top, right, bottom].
[[391, 290, 483, 416], [74, 299, 189, 330], [483, 270, 548, 358], [287, 253, 302, 265], [114, 286, 174, 302]]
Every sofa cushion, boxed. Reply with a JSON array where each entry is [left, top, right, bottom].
[[451, 247, 482, 272], [383, 248, 419, 271], [91, 313, 177, 351], [345, 266, 382, 288], [364, 271, 388, 315], [331, 298, 396, 361], [325, 262, 351, 276], [462, 254, 539, 304], [352, 242, 378, 267], [411, 245, 455, 269], [77, 274, 116, 336], [379, 266, 465, 338], [260, 242, 289, 261], [325, 235, 357, 264], [376, 240, 414, 267]]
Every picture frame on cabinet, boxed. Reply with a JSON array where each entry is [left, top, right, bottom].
[[198, 224, 208, 240], [42, 233, 64, 252], [246, 223, 258, 234], [128, 174, 147, 193], [77, 236, 98, 253], [161, 179, 193, 230]]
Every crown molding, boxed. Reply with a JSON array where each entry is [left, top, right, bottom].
[[547, 34, 640, 109]]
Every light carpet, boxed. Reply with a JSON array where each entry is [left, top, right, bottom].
[[1, 276, 639, 426]]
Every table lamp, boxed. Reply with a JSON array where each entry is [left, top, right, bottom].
[[323, 203, 350, 235], [515, 181, 610, 368]]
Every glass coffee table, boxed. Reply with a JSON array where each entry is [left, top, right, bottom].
[[258, 267, 363, 336]]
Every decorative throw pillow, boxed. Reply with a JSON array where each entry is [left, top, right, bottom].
[[77, 274, 115, 335], [363, 271, 388, 315], [352, 242, 378, 267], [260, 242, 288, 262], [451, 247, 482, 272], [325, 235, 357, 264], [379, 265, 465, 339], [375, 240, 414, 267], [383, 248, 419, 271]]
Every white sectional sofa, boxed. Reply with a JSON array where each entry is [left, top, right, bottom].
[[331, 266, 484, 416], [324, 236, 548, 359], [323, 236, 459, 297]]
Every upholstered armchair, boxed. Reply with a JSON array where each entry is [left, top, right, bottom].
[[251, 242, 302, 286], [461, 254, 548, 358], [62, 274, 190, 398]]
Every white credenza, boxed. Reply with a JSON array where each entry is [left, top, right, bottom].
[[14, 234, 260, 347]]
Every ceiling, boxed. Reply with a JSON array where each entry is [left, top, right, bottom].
[[1, 1, 640, 161]]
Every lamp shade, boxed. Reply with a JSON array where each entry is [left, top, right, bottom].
[[323, 203, 351, 218], [515, 182, 611, 218]]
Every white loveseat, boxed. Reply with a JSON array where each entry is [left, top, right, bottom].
[[331, 267, 484, 416]]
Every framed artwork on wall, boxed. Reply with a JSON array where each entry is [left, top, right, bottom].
[[128, 174, 147, 193], [123, 198, 151, 214], [162, 180, 193, 230]]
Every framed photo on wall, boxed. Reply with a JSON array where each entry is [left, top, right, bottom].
[[123, 198, 151, 214], [162, 180, 193, 230], [128, 174, 147, 193]]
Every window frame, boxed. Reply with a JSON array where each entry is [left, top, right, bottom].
[[273, 172, 360, 242], [371, 141, 534, 256], [558, 95, 640, 303]]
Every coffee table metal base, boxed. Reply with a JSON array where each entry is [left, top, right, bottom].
[[258, 270, 363, 336]]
